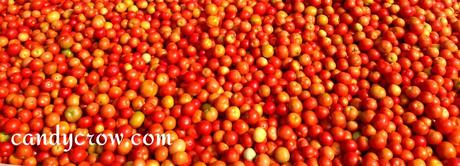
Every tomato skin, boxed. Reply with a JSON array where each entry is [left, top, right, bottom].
[[224, 148, 240, 163], [437, 142, 457, 159], [445, 158, 460, 166], [243, 109, 260, 125], [435, 119, 455, 134], [3, 118, 21, 133], [318, 132, 334, 146], [223, 131, 239, 146], [0, 142, 14, 157], [15, 144, 34, 159], [372, 113, 390, 130], [196, 120, 212, 135], [129, 111, 145, 128], [69, 147, 88, 163]]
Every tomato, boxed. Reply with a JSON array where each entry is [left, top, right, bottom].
[[129, 111, 145, 128], [69, 147, 88, 163], [100, 104, 116, 119], [1, 0, 460, 164], [64, 106, 82, 123], [0, 142, 14, 157], [224, 148, 239, 163], [253, 127, 267, 143], [154, 146, 168, 161], [117, 139, 133, 155], [3, 118, 21, 133], [140, 80, 158, 97], [274, 146, 290, 163], [437, 142, 457, 159], [224, 131, 238, 146], [172, 151, 190, 165]]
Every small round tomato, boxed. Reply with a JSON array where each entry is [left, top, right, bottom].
[[64, 106, 82, 123], [129, 111, 145, 128], [69, 147, 88, 163]]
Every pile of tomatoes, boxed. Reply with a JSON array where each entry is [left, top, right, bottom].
[[0, 0, 460, 165]]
